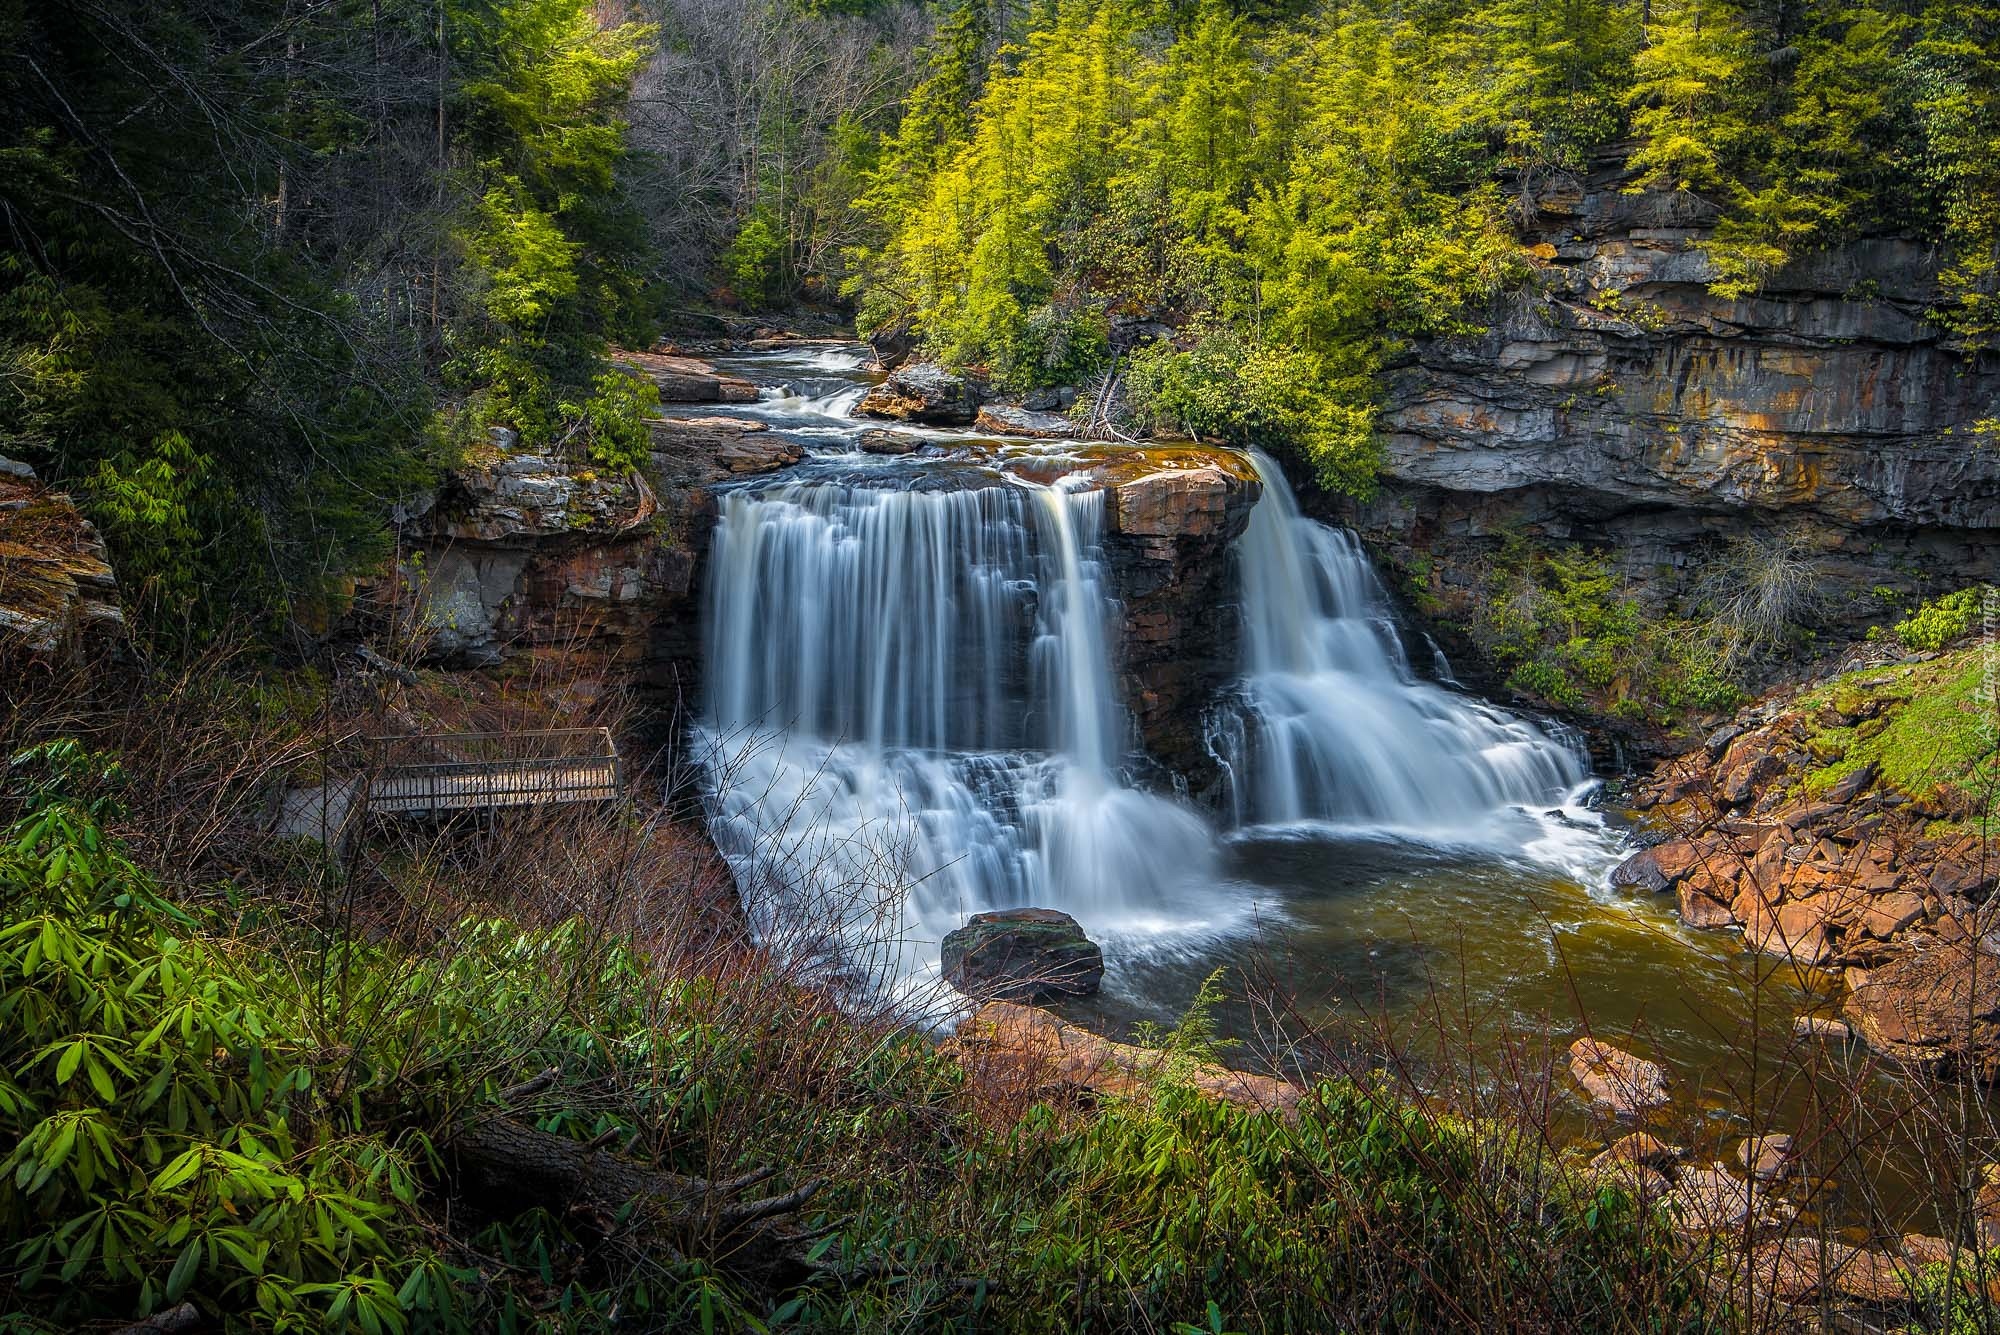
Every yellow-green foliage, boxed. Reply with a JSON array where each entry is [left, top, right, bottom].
[[1466, 541, 1742, 725], [851, 0, 2000, 491], [1895, 585, 1992, 653], [1798, 645, 2000, 812]]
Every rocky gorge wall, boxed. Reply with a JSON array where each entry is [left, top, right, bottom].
[[392, 354, 1263, 785], [1337, 160, 2000, 636]]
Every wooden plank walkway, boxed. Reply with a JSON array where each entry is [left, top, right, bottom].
[[364, 728, 622, 817]]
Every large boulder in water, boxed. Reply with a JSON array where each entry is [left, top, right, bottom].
[[975, 404, 1076, 439], [857, 362, 980, 425], [942, 909, 1104, 1003], [1568, 1037, 1671, 1116]]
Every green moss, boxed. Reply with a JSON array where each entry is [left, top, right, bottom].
[[1797, 644, 2000, 811]]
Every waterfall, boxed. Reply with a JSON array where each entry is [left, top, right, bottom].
[[1211, 454, 1590, 832], [695, 470, 1223, 999]]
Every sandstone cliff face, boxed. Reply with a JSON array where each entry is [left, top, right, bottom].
[[393, 416, 801, 710], [1096, 450, 1262, 786], [1345, 161, 2000, 629]]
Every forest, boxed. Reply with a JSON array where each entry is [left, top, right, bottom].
[[7, 0, 1998, 634], [6, 0, 2000, 1330]]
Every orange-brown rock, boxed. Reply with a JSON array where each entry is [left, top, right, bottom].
[[0, 458, 123, 653], [1679, 875, 1739, 929], [1740, 1237, 1914, 1304], [1568, 1037, 1670, 1116], [948, 1001, 1306, 1118], [1842, 935, 2000, 1078]]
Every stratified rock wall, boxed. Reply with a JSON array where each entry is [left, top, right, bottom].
[[0, 456, 123, 654], [1098, 451, 1262, 788], [390, 410, 801, 715], [1342, 156, 2000, 628]]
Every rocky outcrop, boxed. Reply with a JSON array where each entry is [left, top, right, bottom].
[[1342, 153, 2000, 640], [392, 418, 801, 702], [1088, 448, 1263, 789], [0, 457, 123, 653], [941, 908, 1104, 1003], [615, 349, 759, 404], [1619, 637, 2000, 1072], [948, 1001, 1306, 1117], [857, 362, 981, 425]]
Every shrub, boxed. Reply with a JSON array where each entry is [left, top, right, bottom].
[[1124, 330, 1380, 498], [1895, 585, 1991, 652], [721, 213, 786, 309]]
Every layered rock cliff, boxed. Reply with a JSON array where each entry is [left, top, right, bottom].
[[0, 456, 123, 655], [1342, 159, 2000, 635]]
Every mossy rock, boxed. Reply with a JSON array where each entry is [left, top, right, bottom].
[[942, 908, 1104, 1003]]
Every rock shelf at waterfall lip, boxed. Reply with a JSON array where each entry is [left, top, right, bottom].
[[711, 436, 1265, 501]]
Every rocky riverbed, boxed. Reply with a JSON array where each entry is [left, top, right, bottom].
[[1614, 637, 1998, 1074]]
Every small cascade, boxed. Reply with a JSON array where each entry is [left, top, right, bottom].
[[1211, 454, 1591, 833], [695, 470, 1221, 998]]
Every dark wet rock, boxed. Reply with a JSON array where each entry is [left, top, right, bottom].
[[1095, 453, 1263, 791], [1610, 840, 1701, 893], [1704, 723, 1745, 760], [857, 362, 981, 425], [1823, 760, 1878, 804], [941, 908, 1105, 1003]]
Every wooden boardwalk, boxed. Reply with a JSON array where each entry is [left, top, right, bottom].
[[364, 728, 622, 817]]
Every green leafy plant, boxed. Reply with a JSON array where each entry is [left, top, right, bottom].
[[1894, 585, 1991, 652]]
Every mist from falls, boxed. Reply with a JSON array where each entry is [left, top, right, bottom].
[[694, 473, 1223, 998], [1208, 454, 1592, 833]]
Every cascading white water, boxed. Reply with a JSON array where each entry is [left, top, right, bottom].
[[695, 471, 1222, 999], [1211, 454, 1591, 833]]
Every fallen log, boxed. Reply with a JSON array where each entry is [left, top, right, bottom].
[[447, 1114, 825, 1285]]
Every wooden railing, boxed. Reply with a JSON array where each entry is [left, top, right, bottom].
[[362, 728, 622, 816]]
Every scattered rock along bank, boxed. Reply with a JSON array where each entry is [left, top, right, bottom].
[[948, 1000, 1306, 1118], [1615, 634, 1998, 1074]]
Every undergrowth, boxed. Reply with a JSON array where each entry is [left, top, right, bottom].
[[0, 729, 1723, 1332]]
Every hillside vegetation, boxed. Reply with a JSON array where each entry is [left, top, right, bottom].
[[850, 0, 2000, 489], [0, 721, 1713, 1332]]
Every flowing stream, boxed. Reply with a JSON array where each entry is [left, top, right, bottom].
[[691, 346, 1622, 1000], [682, 343, 1943, 1227]]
